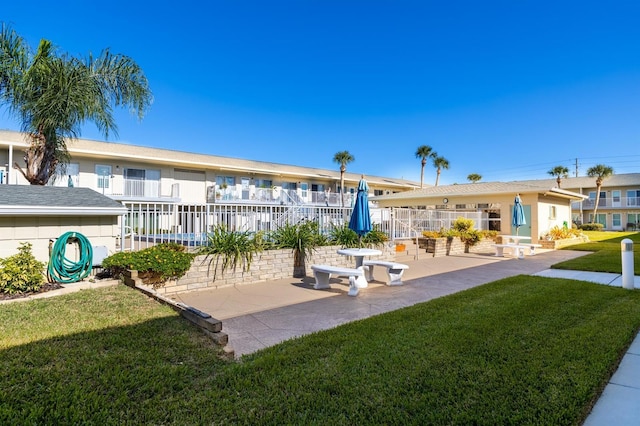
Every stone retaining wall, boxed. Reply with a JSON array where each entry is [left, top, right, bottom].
[[155, 244, 395, 295]]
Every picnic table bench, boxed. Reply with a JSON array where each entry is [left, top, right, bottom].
[[491, 243, 543, 259], [310, 265, 366, 296], [363, 260, 409, 285]]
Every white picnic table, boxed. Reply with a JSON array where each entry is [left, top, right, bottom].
[[337, 248, 382, 288], [500, 235, 532, 245]]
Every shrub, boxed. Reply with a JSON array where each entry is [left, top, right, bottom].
[[362, 224, 389, 247], [270, 221, 326, 277], [0, 243, 46, 294], [579, 223, 604, 231], [102, 243, 195, 287], [330, 223, 359, 248], [541, 226, 584, 241], [452, 217, 475, 233], [421, 230, 443, 239], [198, 225, 264, 281]]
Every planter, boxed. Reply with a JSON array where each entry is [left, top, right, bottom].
[[418, 237, 496, 257], [540, 236, 588, 249]]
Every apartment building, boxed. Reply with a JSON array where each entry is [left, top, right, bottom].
[[0, 130, 419, 205]]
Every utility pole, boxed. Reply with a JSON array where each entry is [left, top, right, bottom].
[[575, 158, 579, 177]]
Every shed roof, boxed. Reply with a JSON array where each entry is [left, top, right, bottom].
[[0, 186, 127, 216]]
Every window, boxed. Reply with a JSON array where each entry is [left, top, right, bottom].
[[627, 190, 640, 206], [255, 179, 272, 189], [549, 206, 557, 220], [374, 189, 384, 196], [589, 213, 606, 227], [124, 168, 160, 197], [612, 213, 621, 227], [216, 176, 235, 187], [50, 162, 79, 187], [588, 191, 606, 206], [613, 190, 621, 203]]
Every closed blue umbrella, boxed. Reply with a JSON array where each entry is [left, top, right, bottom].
[[512, 194, 526, 235], [349, 176, 372, 246]]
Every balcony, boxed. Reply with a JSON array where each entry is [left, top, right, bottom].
[[574, 197, 640, 210], [112, 178, 161, 198], [210, 187, 359, 206]]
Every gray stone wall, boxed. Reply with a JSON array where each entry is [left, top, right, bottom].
[[157, 244, 395, 295]]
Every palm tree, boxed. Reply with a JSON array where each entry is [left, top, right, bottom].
[[0, 23, 152, 185], [586, 164, 614, 222], [467, 173, 482, 183], [415, 145, 435, 189], [433, 155, 449, 186], [333, 150, 354, 207], [548, 166, 569, 188]]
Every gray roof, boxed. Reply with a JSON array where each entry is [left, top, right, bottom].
[[516, 173, 640, 190], [0, 186, 127, 216], [374, 173, 640, 201], [374, 180, 588, 201]]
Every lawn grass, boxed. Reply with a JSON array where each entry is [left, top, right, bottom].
[[2, 279, 640, 424], [553, 231, 640, 273]]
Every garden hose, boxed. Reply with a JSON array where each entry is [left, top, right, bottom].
[[48, 232, 93, 283]]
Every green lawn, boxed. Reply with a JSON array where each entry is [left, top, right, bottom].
[[553, 231, 640, 273], [2, 278, 640, 424]]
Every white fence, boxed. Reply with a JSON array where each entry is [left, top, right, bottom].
[[119, 202, 501, 251]]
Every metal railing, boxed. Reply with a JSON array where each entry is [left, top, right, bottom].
[[118, 202, 500, 252], [576, 198, 640, 209]]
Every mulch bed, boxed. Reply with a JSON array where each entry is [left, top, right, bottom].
[[0, 282, 64, 301]]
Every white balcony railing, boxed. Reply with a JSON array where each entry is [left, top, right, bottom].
[[116, 179, 161, 198], [578, 197, 640, 209]]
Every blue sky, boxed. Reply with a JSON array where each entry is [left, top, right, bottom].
[[2, 1, 640, 185]]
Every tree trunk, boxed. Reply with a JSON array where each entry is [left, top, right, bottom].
[[292, 250, 306, 278]]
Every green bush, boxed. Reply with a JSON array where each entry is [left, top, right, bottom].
[[329, 223, 359, 248], [579, 223, 605, 231], [198, 225, 264, 281], [362, 224, 389, 247], [102, 243, 195, 286], [270, 221, 325, 277], [452, 217, 475, 233], [0, 243, 46, 294]]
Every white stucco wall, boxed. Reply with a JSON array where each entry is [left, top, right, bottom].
[[0, 216, 119, 264]]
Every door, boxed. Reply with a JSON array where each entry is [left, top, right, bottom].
[[96, 165, 112, 195], [510, 204, 532, 237], [241, 178, 250, 200], [612, 190, 621, 208]]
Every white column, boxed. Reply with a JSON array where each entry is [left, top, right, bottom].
[[8, 144, 13, 184]]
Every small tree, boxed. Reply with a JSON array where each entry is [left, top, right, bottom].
[[433, 155, 450, 186], [0, 23, 152, 185], [415, 145, 435, 189], [548, 166, 569, 188], [333, 150, 354, 207], [587, 164, 614, 222], [467, 173, 482, 183]]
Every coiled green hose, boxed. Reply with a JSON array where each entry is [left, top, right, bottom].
[[48, 232, 94, 283]]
